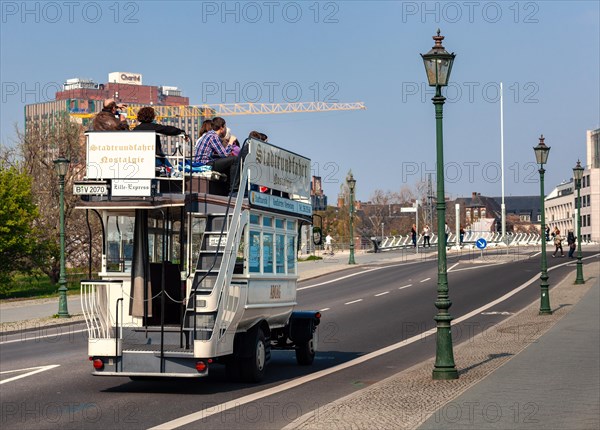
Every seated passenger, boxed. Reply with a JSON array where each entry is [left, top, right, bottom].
[[133, 107, 189, 175], [102, 99, 129, 130], [92, 111, 122, 131], [193, 117, 237, 193]]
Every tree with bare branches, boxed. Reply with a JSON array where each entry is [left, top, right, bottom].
[[16, 114, 101, 282]]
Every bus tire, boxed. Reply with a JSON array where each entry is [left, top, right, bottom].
[[241, 327, 267, 382], [296, 336, 316, 365]]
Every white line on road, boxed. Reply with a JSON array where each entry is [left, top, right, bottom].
[[0, 365, 60, 385], [530, 251, 541, 258], [399, 284, 412, 290], [298, 260, 430, 292], [344, 299, 363, 305], [374, 292, 389, 297], [419, 278, 431, 283], [447, 262, 460, 272], [298, 268, 381, 290], [149, 254, 599, 430], [320, 308, 330, 312], [0, 327, 87, 345], [448, 262, 505, 273]]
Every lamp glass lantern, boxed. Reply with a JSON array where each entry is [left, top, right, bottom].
[[420, 29, 456, 87], [53, 157, 70, 177], [533, 136, 550, 166], [346, 173, 356, 192], [573, 160, 584, 183]]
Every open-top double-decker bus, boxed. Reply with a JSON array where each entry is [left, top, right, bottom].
[[76, 131, 320, 382]]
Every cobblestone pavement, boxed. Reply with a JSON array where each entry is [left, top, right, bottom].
[[285, 261, 599, 430]]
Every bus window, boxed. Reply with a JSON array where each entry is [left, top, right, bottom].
[[276, 234, 285, 274], [191, 217, 206, 271], [287, 236, 296, 274], [263, 216, 273, 228], [250, 214, 260, 225], [275, 218, 284, 229], [286, 220, 295, 231], [249, 231, 261, 273], [263, 233, 273, 273], [106, 215, 135, 273]]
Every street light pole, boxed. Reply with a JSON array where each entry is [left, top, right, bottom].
[[347, 171, 357, 265], [533, 136, 552, 315], [421, 30, 458, 380], [54, 157, 71, 318], [573, 160, 585, 284]]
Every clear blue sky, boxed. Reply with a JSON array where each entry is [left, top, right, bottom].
[[1, 1, 598, 201]]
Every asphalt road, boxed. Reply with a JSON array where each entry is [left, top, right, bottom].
[[1, 251, 593, 430]]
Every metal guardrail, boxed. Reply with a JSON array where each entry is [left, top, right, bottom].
[[374, 232, 544, 252]]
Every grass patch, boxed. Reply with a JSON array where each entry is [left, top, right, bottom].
[[298, 255, 323, 262], [0, 270, 86, 301]]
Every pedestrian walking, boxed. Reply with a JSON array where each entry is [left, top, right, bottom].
[[552, 227, 564, 257], [422, 225, 431, 247], [567, 230, 576, 258], [324, 233, 334, 255], [411, 224, 417, 247], [459, 225, 465, 246]]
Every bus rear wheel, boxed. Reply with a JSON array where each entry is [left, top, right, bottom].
[[296, 335, 316, 365], [241, 327, 267, 382]]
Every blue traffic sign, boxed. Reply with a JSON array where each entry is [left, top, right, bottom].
[[476, 238, 487, 250]]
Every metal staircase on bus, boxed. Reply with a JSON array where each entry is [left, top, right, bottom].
[[183, 165, 249, 347]]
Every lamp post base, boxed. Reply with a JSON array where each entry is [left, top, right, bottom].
[[575, 260, 585, 284], [432, 367, 459, 380], [57, 284, 71, 318]]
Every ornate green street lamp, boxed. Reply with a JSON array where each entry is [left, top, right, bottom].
[[533, 136, 552, 315], [346, 171, 356, 265], [54, 157, 71, 318], [573, 160, 585, 284], [421, 29, 458, 380]]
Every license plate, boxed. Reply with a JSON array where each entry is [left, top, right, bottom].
[[73, 183, 108, 195]]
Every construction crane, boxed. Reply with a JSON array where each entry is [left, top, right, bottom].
[[71, 101, 366, 124]]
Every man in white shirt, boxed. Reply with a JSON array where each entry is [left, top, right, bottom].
[[325, 234, 334, 255]]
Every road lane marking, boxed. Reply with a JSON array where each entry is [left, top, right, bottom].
[[320, 308, 330, 312], [399, 284, 412, 290], [298, 268, 381, 290], [530, 251, 542, 257], [150, 254, 599, 430], [0, 327, 87, 345], [374, 292, 389, 297], [448, 262, 504, 273], [419, 278, 431, 283], [0, 365, 60, 385], [344, 299, 363, 305], [298, 259, 434, 292], [447, 262, 460, 272]]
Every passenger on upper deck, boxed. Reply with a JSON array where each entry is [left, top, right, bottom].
[[193, 117, 237, 192], [102, 99, 130, 130], [134, 107, 189, 174], [92, 111, 123, 131]]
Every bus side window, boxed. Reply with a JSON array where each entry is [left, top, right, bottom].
[[276, 234, 285, 274], [263, 233, 274, 273], [249, 231, 261, 273], [287, 236, 296, 274]]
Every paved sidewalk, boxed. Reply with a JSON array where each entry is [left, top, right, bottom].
[[286, 259, 599, 430], [420, 272, 600, 430]]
